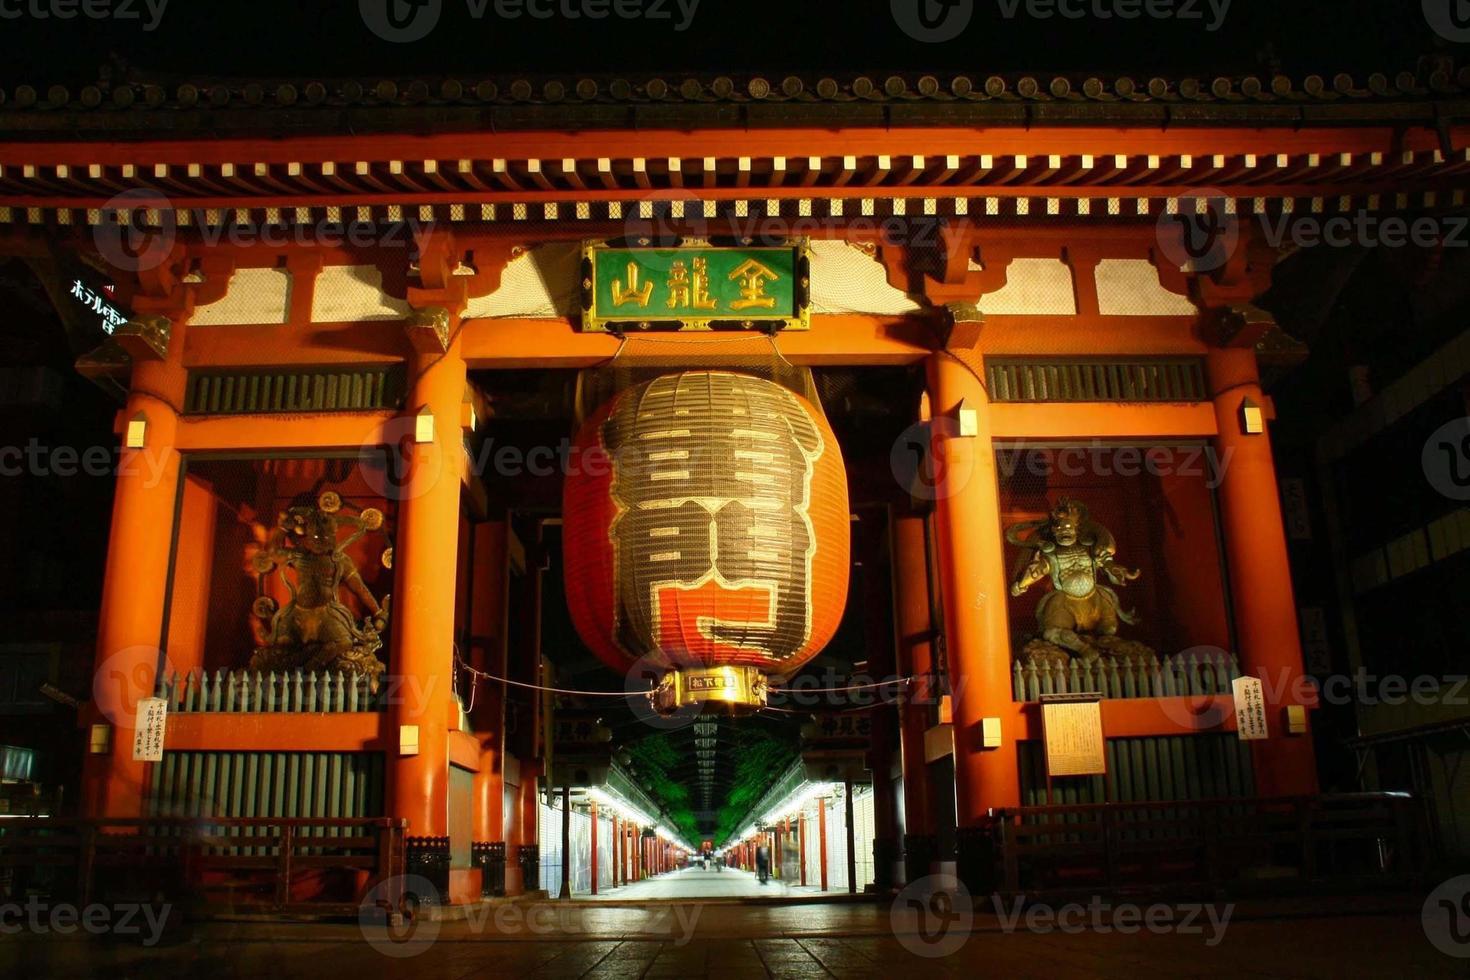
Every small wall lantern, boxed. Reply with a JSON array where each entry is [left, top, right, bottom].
[[414, 409, 435, 444], [89, 723, 112, 755], [981, 717, 1003, 749], [1285, 705, 1308, 735], [399, 724, 420, 756], [956, 399, 979, 438], [124, 413, 148, 449], [1240, 398, 1265, 435]]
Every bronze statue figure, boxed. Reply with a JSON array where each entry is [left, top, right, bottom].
[[248, 490, 391, 686], [1006, 499, 1154, 665]]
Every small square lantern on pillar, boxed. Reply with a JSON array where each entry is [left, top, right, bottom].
[[89, 723, 112, 754], [981, 716, 1003, 749], [414, 409, 435, 443], [956, 399, 979, 438], [124, 413, 148, 449], [399, 724, 420, 756], [1240, 397, 1265, 435]]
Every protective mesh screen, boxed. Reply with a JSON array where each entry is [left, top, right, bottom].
[[996, 442, 1232, 660], [163, 456, 398, 678]]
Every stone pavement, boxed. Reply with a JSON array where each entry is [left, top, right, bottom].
[[0, 892, 1462, 978], [583, 867, 833, 902]]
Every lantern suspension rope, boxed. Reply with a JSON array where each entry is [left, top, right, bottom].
[[768, 675, 916, 694], [453, 652, 645, 698]]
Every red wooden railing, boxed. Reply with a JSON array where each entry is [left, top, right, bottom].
[[0, 816, 408, 918], [986, 792, 1428, 895]]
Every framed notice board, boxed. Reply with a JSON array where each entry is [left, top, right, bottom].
[[1039, 693, 1106, 779]]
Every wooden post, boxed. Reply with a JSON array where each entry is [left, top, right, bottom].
[[610, 815, 620, 887], [892, 507, 937, 878], [83, 329, 187, 819], [818, 798, 829, 891], [844, 780, 857, 894], [1208, 347, 1318, 795], [799, 813, 808, 886], [589, 801, 599, 895], [926, 349, 1021, 824], [559, 784, 571, 900], [387, 334, 467, 838]]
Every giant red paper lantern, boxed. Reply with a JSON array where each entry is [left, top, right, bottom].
[[564, 371, 849, 711]]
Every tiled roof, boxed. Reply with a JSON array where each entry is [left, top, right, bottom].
[[3, 58, 1468, 137]]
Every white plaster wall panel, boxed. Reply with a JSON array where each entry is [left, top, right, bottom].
[[1094, 258, 1198, 315], [311, 265, 412, 322], [190, 267, 291, 325]]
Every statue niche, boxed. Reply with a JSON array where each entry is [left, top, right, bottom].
[[247, 490, 391, 687], [1006, 498, 1156, 667]]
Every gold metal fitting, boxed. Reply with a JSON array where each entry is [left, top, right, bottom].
[[651, 665, 769, 714]]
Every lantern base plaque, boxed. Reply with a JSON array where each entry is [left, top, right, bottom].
[[651, 666, 769, 714]]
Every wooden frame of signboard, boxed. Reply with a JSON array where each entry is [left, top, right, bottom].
[[1038, 692, 1109, 805]]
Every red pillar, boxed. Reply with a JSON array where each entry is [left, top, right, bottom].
[[927, 351, 1022, 825], [1208, 348, 1319, 795], [817, 800, 829, 891], [589, 801, 600, 895], [798, 814, 808, 886], [387, 335, 466, 838], [470, 519, 509, 845], [892, 508, 937, 875], [82, 336, 187, 819], [611, 816, 620, 887]]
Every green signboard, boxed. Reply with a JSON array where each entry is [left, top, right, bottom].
[[580, 241, 810, 332]]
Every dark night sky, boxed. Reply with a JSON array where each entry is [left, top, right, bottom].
[[0, 0, 1444, 86]]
